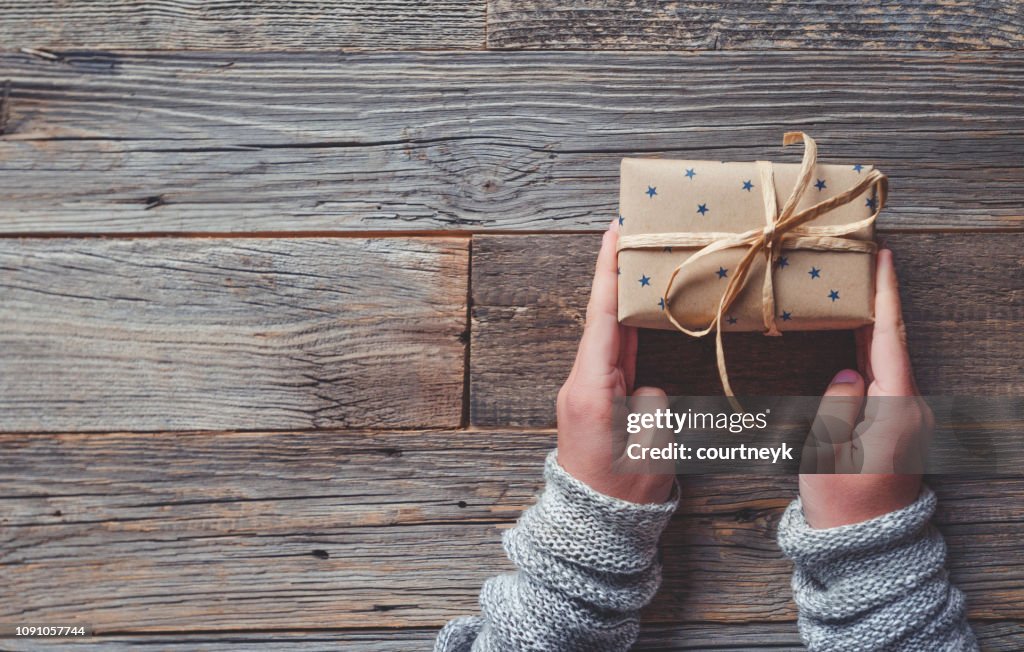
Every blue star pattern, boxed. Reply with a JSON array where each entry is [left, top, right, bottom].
[[622, 166, 877, 325]]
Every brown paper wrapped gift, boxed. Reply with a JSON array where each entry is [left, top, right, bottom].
[[616, 132, 887, 394]]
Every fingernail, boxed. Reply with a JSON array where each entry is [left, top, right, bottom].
[[609, 217, 619, 231], [831, 369, 860, 385]]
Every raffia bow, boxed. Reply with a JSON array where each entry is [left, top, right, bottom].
[[616, 132, 887, 397]]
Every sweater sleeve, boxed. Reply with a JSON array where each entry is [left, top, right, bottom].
[[434, 450, 679, 652], [776, 486, 978, 651]]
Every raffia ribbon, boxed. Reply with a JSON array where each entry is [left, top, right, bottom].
[[616, 132, 888, 397]]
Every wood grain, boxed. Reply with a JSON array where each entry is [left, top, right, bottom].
[[470, 232, 1024, 427], [0, 238, 468, 431], [1, 1, 485, 51], [2, 4, 1020, 650], [1, 430, 1021, 632], [639, 622, 1024, 651], [487, 1, 1024, 50], [5, 622, 1021, 650], [0, 629, 438, 651], [1, 51, 1022, 232]]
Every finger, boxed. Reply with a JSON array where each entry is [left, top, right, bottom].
[[857, 253, 887, 388], [855, 325, 874, 386], [808, 369, 866, 473], [618, 324, 638, 393], [868, 249, 915, 396], [857, 396, 929, 473], [577, 222, 624, 380]]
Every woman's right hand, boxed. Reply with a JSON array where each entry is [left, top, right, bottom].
[[799, 248, 933, 529]]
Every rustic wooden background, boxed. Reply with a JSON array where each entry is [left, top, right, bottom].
[[1, 2, 1023, 650]]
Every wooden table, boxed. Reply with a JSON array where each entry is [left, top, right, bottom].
[[1, 2, 1022, 649]]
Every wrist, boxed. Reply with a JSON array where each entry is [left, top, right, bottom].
[[558, 447, 675, 505], [799, 474, 922, 529], [578, 470, 675, 505]]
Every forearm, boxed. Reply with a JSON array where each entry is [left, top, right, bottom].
[[435, 450, 678, 652], [777, 486, 977, 651]]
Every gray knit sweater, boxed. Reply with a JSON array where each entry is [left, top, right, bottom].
[[435, 451, 977, 651]]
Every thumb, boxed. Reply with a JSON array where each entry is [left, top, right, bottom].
[[629, 386, 669, 423], [802, 370, 865, 473], [622, 386, 673, 475], [629, 386, 670, 445], [631, 385, 667, 399]]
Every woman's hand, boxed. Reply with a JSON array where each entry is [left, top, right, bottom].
[[799, 249, 931, 528], [556, 219, 675, 504]]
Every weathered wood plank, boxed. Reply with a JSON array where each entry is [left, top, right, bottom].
[[1, 51, 1021, 232], [6, 623, 1020, 651], [0, 238, 467, 431], [1, 1, 485, 51], [487, 1, 1024, 50], [639, 622, 1024, 651], [0, 629, 439, 651], [1, 430, 1021, 630], [470, 232, 1023, 427]]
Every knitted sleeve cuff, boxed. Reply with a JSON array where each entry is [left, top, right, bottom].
[[434, 450, 679, 652], [777, 487, 937, 567], [777, 486, 978, 652], [511, 450, 679, 575]]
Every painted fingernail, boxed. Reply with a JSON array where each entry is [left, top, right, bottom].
[[831, 369, 860, 385]]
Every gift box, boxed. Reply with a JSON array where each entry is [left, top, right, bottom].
[[615, 132, 887, 394]]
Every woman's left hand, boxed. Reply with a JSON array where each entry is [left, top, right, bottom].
[[556, 219, 675, 504]]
